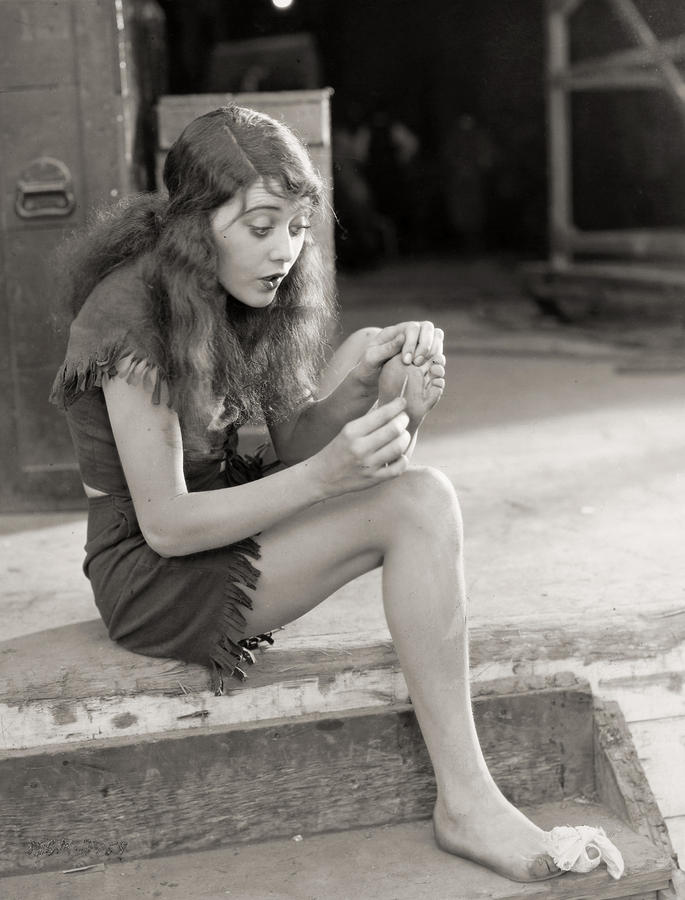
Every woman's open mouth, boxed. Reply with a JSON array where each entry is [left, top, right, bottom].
[[259, 273, 285, 290]]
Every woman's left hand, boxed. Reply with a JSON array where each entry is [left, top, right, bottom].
[[355, 321, 445, 389]]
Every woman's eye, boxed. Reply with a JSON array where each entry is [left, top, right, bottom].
[[250, 226, 272, 237], [290, 223, 311, 236]]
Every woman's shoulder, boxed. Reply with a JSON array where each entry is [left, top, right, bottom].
[[50, 254, 164, 409], [73, 254, 154, 336]]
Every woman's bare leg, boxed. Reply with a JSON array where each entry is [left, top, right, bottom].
[[240, 466, 558, 881]]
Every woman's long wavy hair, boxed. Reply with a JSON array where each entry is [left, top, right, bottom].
[[57, 105, 335, 442]]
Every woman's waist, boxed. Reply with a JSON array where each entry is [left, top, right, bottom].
[[82, 456, 231, 499]]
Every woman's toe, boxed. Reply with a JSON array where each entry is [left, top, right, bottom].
[[529, 854, 561, 879]]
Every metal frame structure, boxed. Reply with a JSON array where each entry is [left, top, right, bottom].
[[546, 0, 685, 268]]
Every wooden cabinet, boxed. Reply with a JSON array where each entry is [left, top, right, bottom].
[[0, 0, 138, 510]]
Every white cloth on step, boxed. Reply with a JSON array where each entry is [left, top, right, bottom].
[[545, 825, 625, 879]]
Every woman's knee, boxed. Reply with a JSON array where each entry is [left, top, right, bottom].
[[381, 466, 463, 544]]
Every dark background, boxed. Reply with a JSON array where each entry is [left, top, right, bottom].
[[154, 0, 685, 265]]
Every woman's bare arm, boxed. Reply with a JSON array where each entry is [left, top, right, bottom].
[[270, 326, 410, 463], [271, 322, 445, 464], [268, 366, 378, 465], [103, 366, 410, 558]]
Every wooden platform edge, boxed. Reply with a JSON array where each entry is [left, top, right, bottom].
[[0, 679, 595, 877], [4, 611, 684, 703], [595, 697, 679, 875], [3, 610, 685, 750]]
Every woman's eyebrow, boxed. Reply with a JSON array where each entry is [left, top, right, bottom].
[[242, 203, 282, 215]]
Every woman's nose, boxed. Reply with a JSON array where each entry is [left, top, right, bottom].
[[269, 228, 295, 263]]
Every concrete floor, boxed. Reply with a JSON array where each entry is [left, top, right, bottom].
[[4, 256, 683, 644], [2, 254, 685, 862]]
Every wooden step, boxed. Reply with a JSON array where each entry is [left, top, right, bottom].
[[4, 613, 685, 752], [0, 804, 675, 900], [0, 670, 676, 887]]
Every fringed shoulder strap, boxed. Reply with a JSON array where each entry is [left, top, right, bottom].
[[50, 259, 166, 409]]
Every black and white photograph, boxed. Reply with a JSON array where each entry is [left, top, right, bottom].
[[1, 1, 684, 898]]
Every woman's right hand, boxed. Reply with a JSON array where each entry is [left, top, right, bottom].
[[310, 396, 411, 498]]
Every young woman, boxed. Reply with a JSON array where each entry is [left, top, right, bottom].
[[51, 106, 616, 883]]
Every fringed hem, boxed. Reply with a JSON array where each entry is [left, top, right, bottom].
[[209, 535, 275, 695], [49, 345, 166, 409]]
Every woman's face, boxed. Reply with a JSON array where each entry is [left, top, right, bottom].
[[210, 180, 312, 308]]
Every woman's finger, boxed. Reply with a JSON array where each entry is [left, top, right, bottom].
[[356, 413, 410, 456], [363, 333, 405, 370], [428, 363, 445, 377], [413, 321, 435, 365], [401, 322, 421, 364], [366, 430, 411, 468], [348, 396, 407, 438], [372, 452, 410, 481], [426, 328, 444, 363]]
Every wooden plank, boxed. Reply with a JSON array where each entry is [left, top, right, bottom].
[[4, 609, 685, 748], [597, 672, 685, 724], [628, 719, 685, 821], [158, 89, 332, 149], [594, 700, 675, 862], [663, 815, 685, 866], [0, 682, 597, 876], [0, 805, 673, 900]]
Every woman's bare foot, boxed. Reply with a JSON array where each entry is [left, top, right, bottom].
[[433, 791, 561, 882], [378, 353, 445, 424]]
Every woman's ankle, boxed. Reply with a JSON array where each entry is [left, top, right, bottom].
[[434, 774, 505, 821]]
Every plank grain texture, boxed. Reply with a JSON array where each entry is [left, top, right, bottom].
[[0, 682, 595, 876], [594, 700, 676, 863], [4, 616, 685, 705], [0, 804, 673, 900]]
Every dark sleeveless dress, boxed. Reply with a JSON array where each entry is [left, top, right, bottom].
[[50, 258, 275, 694]]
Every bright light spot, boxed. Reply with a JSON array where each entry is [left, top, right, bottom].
[[272, 0, 293, 8]]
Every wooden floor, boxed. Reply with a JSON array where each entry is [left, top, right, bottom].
[[0, 673, 677, 895], [0, 805, 673, 900]]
